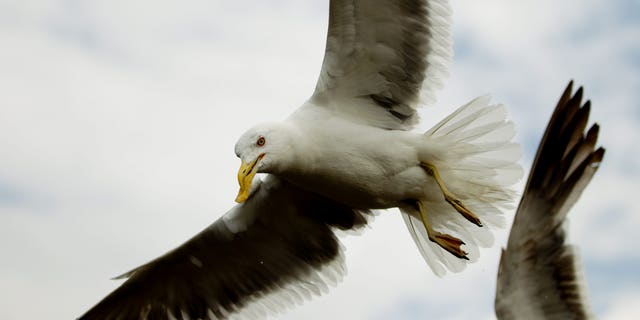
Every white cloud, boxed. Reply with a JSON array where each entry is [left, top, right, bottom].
[[0, 0, 638, 319], [602, 290, 640, 320]]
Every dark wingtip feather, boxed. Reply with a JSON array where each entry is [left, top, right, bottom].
[[594, 147, 606, 163], [496, 80, 603, 320], [78, 177, 366, 320]]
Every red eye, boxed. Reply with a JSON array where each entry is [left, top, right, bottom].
[[256, 136, 266, 146]]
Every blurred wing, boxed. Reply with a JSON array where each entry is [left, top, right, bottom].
[[495, 81, 604, 320], [79, 176, 369, 320], [311, 0, 452, 130]]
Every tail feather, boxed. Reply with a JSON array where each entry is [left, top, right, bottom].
[[401, 208, 475, 276], [401, 96, 522, 276], [427, 96, 505, 136]]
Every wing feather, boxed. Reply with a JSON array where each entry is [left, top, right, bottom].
[[495, 81, 604, 320], [78, 176, 369, 320], [311, 0, 453, 130]]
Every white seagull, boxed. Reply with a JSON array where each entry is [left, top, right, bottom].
[[80, 0, 522, 319], [495, 82, 604, 320]]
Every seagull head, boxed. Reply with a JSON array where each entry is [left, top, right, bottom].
[[234, 122, 295, 203]]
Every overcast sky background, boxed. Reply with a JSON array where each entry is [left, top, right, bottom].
[[1, 0, 639, 319]]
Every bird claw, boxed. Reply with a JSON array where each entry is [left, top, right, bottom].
[[445, 195, 483, 227], [430, 232, 469, 260], [415, 200, 470, 261], [421, 162, 483, 228]]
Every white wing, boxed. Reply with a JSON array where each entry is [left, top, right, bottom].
[[79, 176, 371, 319], [495, 82, 604, 320], [310, 0, 453, 130]]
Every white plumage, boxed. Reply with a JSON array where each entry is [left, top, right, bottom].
[[401, 96, 521, 275], [236, 94, 521, 277]]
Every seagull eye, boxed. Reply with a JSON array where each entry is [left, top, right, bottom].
[[256, 136, 266, 147]]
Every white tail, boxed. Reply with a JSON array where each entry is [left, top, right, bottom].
[[401, 96, 523, 276]]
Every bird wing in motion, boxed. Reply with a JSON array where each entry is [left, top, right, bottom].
[[79, 176, 370, 319], [311, 0, 453, 129], [495, 81, 604, 319]]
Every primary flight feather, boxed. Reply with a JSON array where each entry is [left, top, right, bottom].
[[79, 0, 523, 318], [495, 81, 604, 320]]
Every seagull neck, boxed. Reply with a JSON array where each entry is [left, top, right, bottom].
[[273, 122, 313, 176]]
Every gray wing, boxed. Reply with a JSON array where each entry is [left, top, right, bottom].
[[495, 81, 604, 320], [78, 176, 370, 320], [311, 0, 452, 130]]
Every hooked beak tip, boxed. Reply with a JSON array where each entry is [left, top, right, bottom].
[[235, 154, 264, 203]]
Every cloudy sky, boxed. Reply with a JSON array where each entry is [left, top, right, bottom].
[[1, 0, 639, 319]]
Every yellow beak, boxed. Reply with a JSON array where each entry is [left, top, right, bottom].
[[235, 154, 264, 203]]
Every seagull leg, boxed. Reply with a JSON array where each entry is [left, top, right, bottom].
[[414, 201, 469, 260], [421, 163, 483, 227]]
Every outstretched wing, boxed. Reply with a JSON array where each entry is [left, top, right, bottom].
[[495, 81, 604, 320], [310, 0, 453, 130], [79, 176, 369, 320]]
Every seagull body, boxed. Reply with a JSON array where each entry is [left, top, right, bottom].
[[240, 85, 521, 273], [241, 106, 441, 210], [80, 0, 524, 318]]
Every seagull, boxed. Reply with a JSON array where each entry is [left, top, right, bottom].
[[79, 0, 523, 319], [495, 81, 604, 320]]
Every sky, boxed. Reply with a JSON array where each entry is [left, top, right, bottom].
[[0, 0, 639, 319]]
